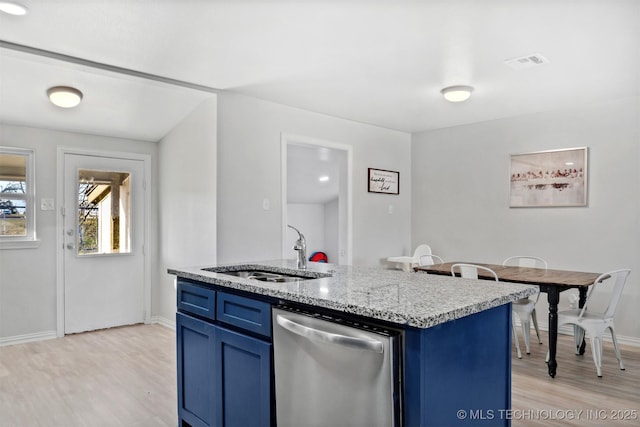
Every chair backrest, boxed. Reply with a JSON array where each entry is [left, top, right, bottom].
[[581, 269, 631, 320], [451, 263, 499, 281], [503, 256, 548, 269], [419, 254, 444, 267], [412, 244, 432, 259]]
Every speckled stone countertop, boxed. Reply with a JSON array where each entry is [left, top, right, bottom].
[[169, 259, 538, 329]]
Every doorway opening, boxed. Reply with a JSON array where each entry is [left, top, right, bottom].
[[281, 134, 352, 265]]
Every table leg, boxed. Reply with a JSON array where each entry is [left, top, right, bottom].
[[578, 288, 588, 355], [546, 288, 560, 378]]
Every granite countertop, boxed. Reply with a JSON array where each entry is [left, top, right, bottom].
[[169, 259, 539, 329]]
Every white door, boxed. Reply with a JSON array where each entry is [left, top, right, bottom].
[[63, 153, 146, 334]]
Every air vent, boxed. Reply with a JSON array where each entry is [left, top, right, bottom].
[[504, 53, 550, 70]]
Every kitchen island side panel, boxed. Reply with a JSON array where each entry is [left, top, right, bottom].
[[404, 303, 512, 427]]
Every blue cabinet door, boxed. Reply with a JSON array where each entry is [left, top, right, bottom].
[[214, 326, 272, 427], [177, 312, 217, 427], [177, 312, 272, 427]]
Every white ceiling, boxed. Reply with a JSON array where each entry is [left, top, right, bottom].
[[1, 0, 639, 142]]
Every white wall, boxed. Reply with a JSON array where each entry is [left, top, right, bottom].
[[287, 203, 326, 260], [217, 92, 412, 267], [324, 197, 339, 263], [157, 97, 218, 325], [411, 96, 640, 342], [0, 123, 158, 342]]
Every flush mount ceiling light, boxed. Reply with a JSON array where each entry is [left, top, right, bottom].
[[0, 1, 28, 15], [47, 86, 83, 108], [441, 85, 474, 103]]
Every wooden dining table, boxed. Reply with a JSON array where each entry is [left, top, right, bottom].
[[415, 262, 601, 378]]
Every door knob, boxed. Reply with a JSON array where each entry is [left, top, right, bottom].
[[66, 243, 75, 250]]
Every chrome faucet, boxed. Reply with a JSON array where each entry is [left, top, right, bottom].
[[287, 225, 307, 270]]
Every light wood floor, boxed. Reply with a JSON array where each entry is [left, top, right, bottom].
[[0, 324, 177, 427], [511, 330, 640, 427], [1, 324, 638, 426]]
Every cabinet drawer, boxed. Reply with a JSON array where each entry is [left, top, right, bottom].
[[216, 292, 271, 338], [177, 280, 216, 320]]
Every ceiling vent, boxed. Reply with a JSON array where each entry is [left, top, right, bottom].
[[504, 53, 550, 70]]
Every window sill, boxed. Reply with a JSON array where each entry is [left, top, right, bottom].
[[0, 239, 42, 250]]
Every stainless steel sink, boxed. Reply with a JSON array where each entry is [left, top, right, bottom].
[[203, 265, 332, 283], [218, 270, 309, 283]]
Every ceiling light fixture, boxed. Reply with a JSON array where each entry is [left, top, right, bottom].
[[441, 85, 474, 103], [318, 176, 330, 182], [0, 1, 28, 15], [47, 86, 83, 108]]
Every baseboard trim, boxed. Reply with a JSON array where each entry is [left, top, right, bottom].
[[151, 316, 175, 330], [0, 330, 57, 347]]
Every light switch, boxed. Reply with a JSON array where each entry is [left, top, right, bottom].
[[263, 198, 270, 211], [41, 198, 55, 211], [388, 204, 394, 214]]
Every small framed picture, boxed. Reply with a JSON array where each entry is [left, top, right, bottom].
[[509, 147, 588, 207], [368, 168, 399, 195]]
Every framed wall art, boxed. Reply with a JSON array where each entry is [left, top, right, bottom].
[[368, 168, 399, 195], [509, 147, 588, 207]]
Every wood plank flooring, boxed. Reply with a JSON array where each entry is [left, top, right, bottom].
[[511, 330, 640, 427], [1, 324, 638, 426], [0, 324, 176, 427]]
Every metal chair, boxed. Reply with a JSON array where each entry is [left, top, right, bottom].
[[555, 269, 631, 377], [419, 254, 444, 267], [503, 256, 546, 354], [451, 263, 523, 358], [502, 255, 548, 270]]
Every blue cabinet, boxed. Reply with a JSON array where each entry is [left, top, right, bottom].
[[176, 280, 272, 427], [177, 312, 216, 427], [216, 292, 272, 338], [404, 304, 512, 427], [178, 280, 216, 320], [214, 326, 272, 427], [175, 277, 514, 427]]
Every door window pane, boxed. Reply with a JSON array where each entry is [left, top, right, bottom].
[[77, 169, 131, 255]]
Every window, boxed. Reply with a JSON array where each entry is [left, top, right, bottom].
[[77, 169, 131, 255], [0, 147, 37, 248]]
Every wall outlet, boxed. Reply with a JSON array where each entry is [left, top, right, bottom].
[[263, 198, 270, 210], [388, 204, 394, 214], [41, 198, 55, 211]]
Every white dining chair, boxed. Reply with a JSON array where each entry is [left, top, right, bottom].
[[503, 256, 546, 355], [451, 263, 523, 358], [553, 269, 631, 377], [503, 255, 548, 270], [419, 254, 444, 267], [387, 244, 432, 272]]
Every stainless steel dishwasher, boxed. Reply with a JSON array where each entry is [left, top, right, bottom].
[[272, 305, 402, 427]]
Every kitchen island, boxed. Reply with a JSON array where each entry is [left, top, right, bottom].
[[169, 260, 537, 427]]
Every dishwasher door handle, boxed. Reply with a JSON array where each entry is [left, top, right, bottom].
[[276, 314, 384, 353]]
